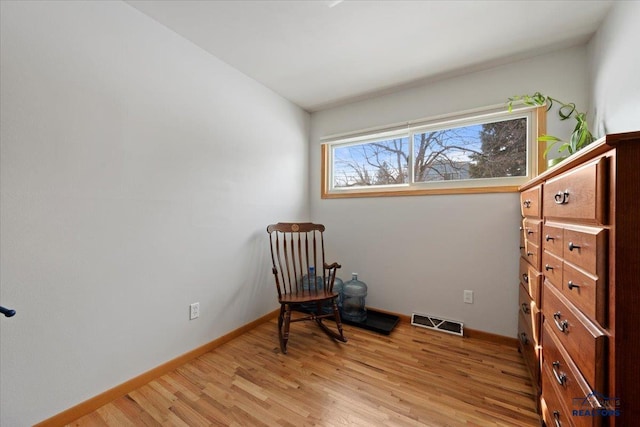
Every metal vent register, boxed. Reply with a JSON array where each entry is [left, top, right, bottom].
[[411, 313, 464, 336]]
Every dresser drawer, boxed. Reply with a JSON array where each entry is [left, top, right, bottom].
[[563, 226, 607, 277], [520, 257, 541, 306], [543, 282, 606, 391], [518, 311, 539, 387], [542, 369, 574, 427], [542, 250, 563, 289], [519, 283, 540, 343], [521, 185, 542, 218], [563, 262, 607, 327], [544, 223, 564, 258], [519, 227, 527, 259], [542, 324, 603, 427], [523, 218, 542, 247], [543, 158, 607, 224], [525, 241, 541, 270]]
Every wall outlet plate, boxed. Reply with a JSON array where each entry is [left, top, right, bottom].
[[190, 302, 200, 320], [463, 290, 473, 304]]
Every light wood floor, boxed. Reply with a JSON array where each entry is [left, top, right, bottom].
[[68, 319, 541, 426]]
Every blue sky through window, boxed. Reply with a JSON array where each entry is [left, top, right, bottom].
[[333, 123, 485, 187]]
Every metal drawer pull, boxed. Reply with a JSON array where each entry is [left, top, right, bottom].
[[527, 252, 534, 257], [554, 190, 570, 205], [568, 242, 581, 251], [523, 199, 532, 208], [545, 234, 554, 242], [545, 264, 554, 271], [522, 273, 529, 283], [526, 229, 534, 235], [521, 303, 530, 314], [552, 361, 567, 386], [553, 410, 562, 427], [520, 332, 529, 345], [519, 245, 525, 250], [568, 281, 580, 290], [553, 312, 569, 333]]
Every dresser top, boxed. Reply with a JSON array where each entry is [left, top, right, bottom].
[[520, 130, 640, 191]]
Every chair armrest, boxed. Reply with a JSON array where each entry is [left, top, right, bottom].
[[324, 262, 341, 271], [323, 262, 342, 291]]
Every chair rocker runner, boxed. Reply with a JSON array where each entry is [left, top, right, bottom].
[[267, 222, 347, 353]]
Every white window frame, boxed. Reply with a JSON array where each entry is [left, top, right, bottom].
[[321, 104, 545, 199]]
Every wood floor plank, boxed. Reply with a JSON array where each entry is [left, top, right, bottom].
[[68, 412, 109, 427], [68, 320, 540, 426]]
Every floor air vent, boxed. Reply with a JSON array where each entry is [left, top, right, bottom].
[[411, 313, 464, 336]]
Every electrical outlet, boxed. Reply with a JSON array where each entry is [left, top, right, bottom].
[[463, 290, 473, 304], [190, 302, 200, 320]]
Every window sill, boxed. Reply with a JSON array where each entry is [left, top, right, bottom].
[[321, 185, 521, 199]]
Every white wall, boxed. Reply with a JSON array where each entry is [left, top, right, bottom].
[[0, 1, 309, 425], [310, 46, 590, 338], [588, 0, 640, 136]]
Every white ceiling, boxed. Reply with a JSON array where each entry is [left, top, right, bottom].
[[126, 0, 613, 112]]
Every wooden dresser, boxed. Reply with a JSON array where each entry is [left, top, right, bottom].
[[518, 131, 640, 427]]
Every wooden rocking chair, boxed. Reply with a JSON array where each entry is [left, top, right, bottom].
[[267, 222, 347, 353]]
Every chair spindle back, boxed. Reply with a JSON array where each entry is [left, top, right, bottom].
[[267, 223, 327, 298]]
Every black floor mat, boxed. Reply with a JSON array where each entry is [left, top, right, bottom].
[[341, 309, 400, 335]]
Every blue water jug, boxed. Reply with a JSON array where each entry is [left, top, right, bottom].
[[342, 273, 367, 322]]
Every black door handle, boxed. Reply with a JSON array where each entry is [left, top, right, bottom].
[[0, 306, 16, 317]]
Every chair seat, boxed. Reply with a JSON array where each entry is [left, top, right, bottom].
[[279, 290, 338, 304]]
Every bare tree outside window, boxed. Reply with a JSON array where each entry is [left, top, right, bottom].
[[333, 137, 409, 187], [413, 128, 482, 183], [331, 118, 527, 189]]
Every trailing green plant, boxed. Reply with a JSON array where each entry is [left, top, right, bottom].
[[507, 92, 594, 162]]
